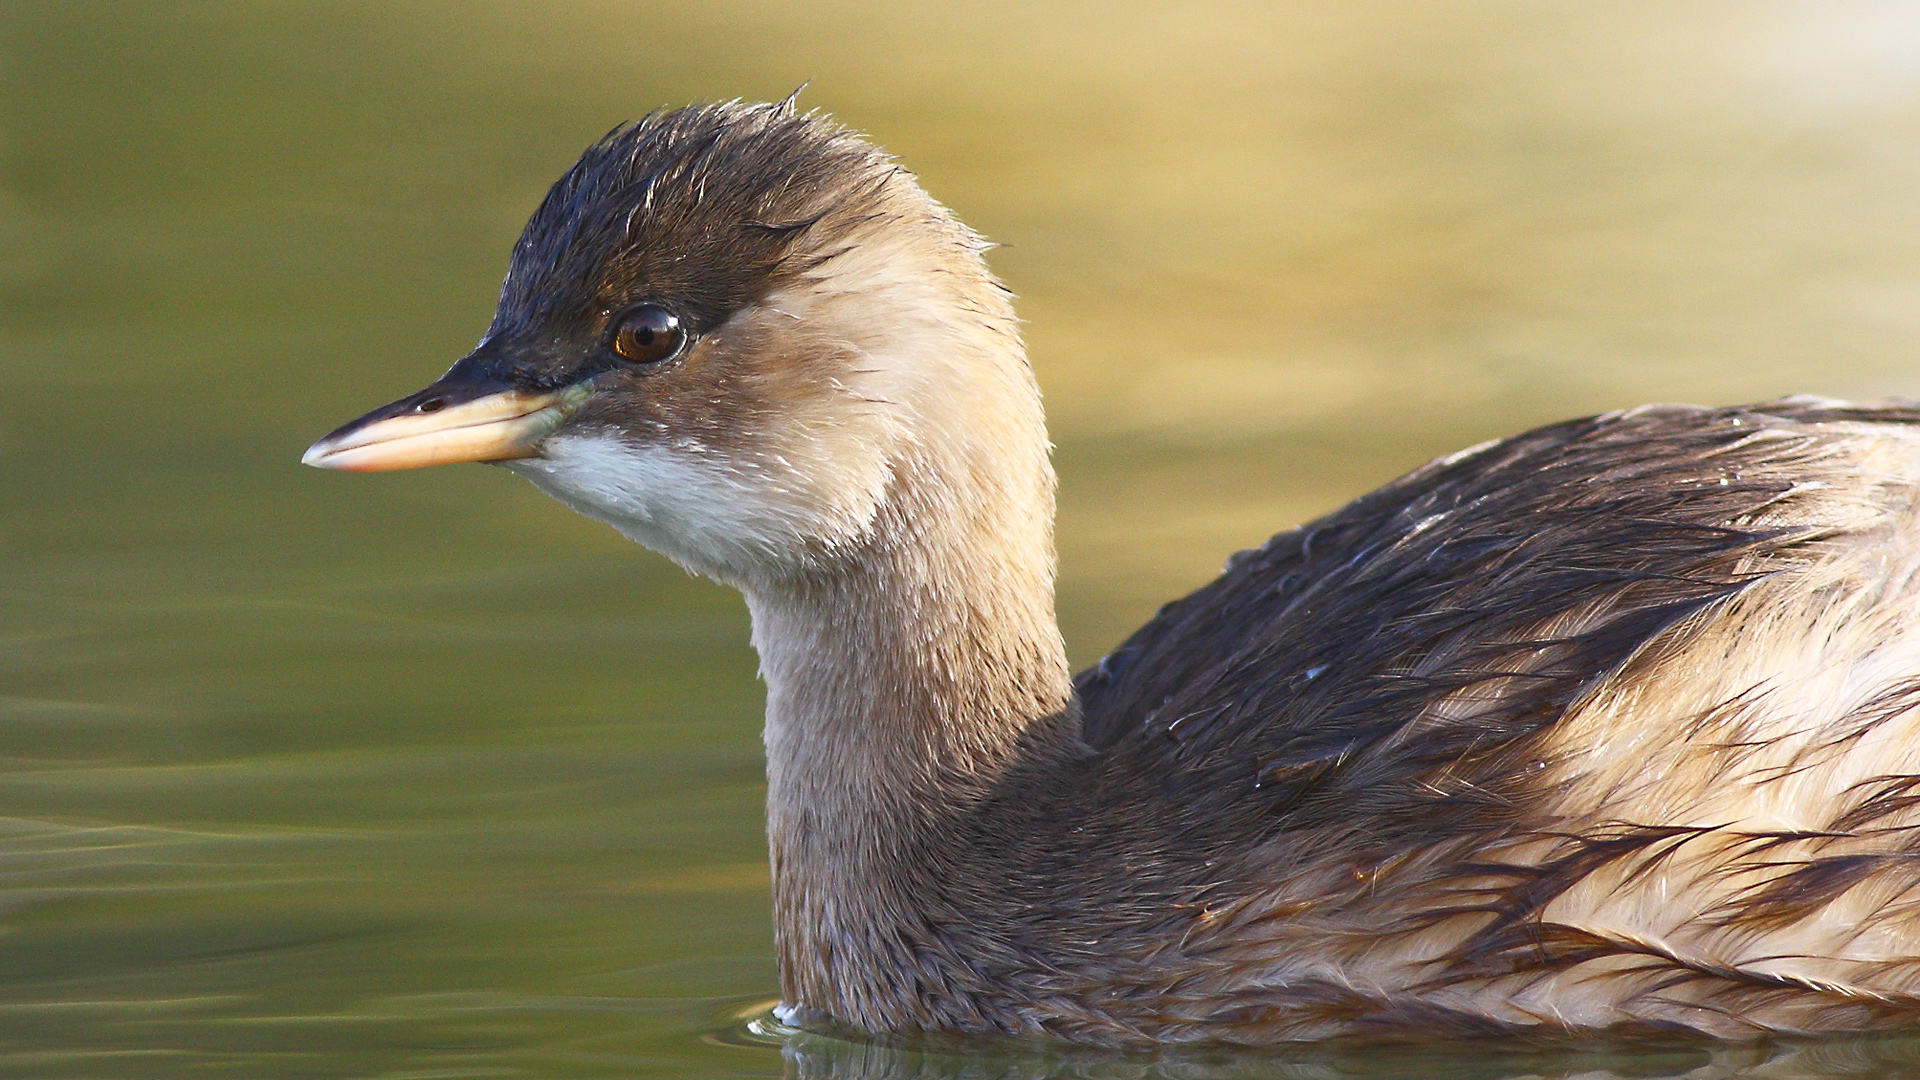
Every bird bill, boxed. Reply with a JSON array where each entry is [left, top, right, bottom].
[[302, 384, 587, 472]]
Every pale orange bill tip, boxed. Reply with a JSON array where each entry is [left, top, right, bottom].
[[303, 387, 584, 472]]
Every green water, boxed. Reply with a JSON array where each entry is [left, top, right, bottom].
[[8, 3, 1920, 1076]]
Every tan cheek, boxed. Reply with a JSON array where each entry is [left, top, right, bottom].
[[585, 311, 901, 524], [577, 340, 740, 443], [697, 324, 855, 447]]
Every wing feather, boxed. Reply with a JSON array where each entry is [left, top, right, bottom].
[[1075, 400, 1920, 843]]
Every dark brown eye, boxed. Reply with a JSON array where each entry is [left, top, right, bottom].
[[610, 305, 685, 365]]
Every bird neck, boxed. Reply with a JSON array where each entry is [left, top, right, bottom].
[[741, 451, 1076, 1022]]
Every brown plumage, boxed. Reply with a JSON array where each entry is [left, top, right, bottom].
[[305, 101, 1920, 1045]]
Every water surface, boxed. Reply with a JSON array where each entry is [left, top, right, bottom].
[[7, 3, 1920, 1076]]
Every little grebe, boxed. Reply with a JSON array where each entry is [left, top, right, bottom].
[[306, 100, 1920, 1045]]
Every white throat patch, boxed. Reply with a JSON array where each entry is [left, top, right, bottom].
[[504, 431, 817, 580]]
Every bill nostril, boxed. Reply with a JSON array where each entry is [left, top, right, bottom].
[[416, 397, 446, 414]]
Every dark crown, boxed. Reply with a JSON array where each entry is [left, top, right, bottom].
[[492, 101, 898, 341]]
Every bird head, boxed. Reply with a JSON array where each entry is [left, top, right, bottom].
[[305, 102, 1048, 587]]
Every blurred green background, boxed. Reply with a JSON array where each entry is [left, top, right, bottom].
[[7, 2, 1920, 1076]]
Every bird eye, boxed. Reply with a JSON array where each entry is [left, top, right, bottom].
[[609, 305, 686, 365]]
